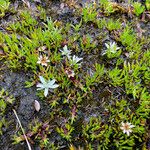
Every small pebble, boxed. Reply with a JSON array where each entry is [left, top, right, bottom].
[[34, 100, 40, 112]]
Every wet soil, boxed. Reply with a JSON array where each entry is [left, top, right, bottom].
[[0, 68, 51, 149]]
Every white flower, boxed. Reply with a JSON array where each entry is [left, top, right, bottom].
[[36, 76, 59, 97], [37, 46, 47, 52], [69, 55, 83, 66], [37, 55, 50, 66], [120, 122, 135, 136], [65, 68, 75, 78], [60, 45, 71, 59], [104, 42, 120, 54]]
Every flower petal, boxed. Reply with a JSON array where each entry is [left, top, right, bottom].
[[37, 60, 41, 64], [130, 125, 135, 128], [72, 55, 76, 61], [126, 131, 130, 136], [116, 47, 120, 50], [77, 57, 83, 62], [36, 83, 44, 88], [112, 42, 115, 47], [72, 55, 83, 63], [128, 129, 132, 133], [50, 84, 59, 89], [126, 122, 131, 125], [121, 122, 125, 126], [39, 76, 47, 84], [105, 43, 109, 49], [44, 88, 49, 97], [67, 54, 71, 59], [47, 79, 56, 86], [42, 62, 48, 66], [120, 126, 124, 130], [63, 45, 68, 51], [123, 130, 126, 134], [37, 87, 44, 90]]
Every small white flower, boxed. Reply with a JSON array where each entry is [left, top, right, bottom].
[[37, 55, 50, 66], [65, 68, 75, 78], [37, 46, 47, 52], [104, 42, 120, 54], [70, 55, 83, 66], [120, 122, 135, 136], [60, 45, 71, 59], [36, 76, 59, 97]]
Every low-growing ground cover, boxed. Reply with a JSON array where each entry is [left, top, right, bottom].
[[0, 0, 150, 149]]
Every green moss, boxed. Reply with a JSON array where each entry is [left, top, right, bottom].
[[0, 0, 10, 18], [1, 0, 150, 149]]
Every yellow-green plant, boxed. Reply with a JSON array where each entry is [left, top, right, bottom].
[[108, 67, 124, 86], [106, 19, 121, 31], [100, 0, 114, 14], [56, 123, 74, 141], [0, 0, 10, 17], [85, 63, 104, 88], [82, 4, 97, 23], [133, 2, 145, 16], [103, 41, 121, 58], [145, 0, 150, 10]]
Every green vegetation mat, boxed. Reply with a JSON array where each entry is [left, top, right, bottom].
[[0, 0, 150, 149]]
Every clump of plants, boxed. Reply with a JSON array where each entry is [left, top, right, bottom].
[[82, 3, 97, 23], [0, 0, 10, 18], [145, 0, 150, 10], [133, 2, 145, 17], [102, 41, 121, 58]]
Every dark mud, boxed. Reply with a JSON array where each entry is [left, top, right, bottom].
[[0, 69, 50, 149]]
